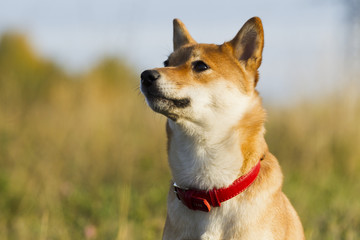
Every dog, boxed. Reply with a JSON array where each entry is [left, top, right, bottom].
[[140, 17, 305, 240]]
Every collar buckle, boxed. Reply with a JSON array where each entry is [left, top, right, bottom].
[[174, 185, 211, 212]]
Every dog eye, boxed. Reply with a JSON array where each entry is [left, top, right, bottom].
[[163, 60, 169, 67], [192, 61, 209, 72]]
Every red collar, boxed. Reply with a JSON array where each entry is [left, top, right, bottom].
[[173, 160, 261, 212]]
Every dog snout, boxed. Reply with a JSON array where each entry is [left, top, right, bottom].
[[141, 70, 160, 87]]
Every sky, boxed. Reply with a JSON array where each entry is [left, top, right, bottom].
[[0, 0, 350, 104]]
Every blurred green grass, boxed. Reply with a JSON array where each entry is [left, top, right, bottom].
[[0, 33, 359, 240]]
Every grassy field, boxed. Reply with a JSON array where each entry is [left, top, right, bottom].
[[0, 33, 359, 240]]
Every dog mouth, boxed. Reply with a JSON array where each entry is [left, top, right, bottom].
[[143, 91, 190, 119], [146, 92, 190, 108]]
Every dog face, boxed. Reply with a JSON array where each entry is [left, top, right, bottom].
[[141, 18, 264, 130]]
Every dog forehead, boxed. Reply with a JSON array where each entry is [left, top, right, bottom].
[[169, 44, 221, 65]]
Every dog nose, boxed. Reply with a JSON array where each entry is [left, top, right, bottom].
[[141, 70, 160, 87]]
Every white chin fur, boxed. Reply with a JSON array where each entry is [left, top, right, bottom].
[[167, 79, 253, 189]]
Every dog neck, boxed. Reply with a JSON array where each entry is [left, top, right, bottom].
[[166, 95, 267, 191]]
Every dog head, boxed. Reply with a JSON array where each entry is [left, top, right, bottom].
[[141, 17, 264, 130]]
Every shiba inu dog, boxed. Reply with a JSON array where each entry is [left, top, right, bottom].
[[140, 17, 305, 240]]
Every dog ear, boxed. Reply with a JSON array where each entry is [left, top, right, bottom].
[[173, 19, 196, 51], [228, 17, 264, 77]]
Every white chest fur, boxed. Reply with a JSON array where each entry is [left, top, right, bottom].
[[164, 183, 273, 240], [168, 120, 244, 190]]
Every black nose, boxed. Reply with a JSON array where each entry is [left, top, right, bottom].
[[141, 70, 160, 87]]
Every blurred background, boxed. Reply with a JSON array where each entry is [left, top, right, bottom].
[[0, 0, 359, 239]]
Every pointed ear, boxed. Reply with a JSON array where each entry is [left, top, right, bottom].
[[228, 17, 264, 73], [173, 18, 196, 51]]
